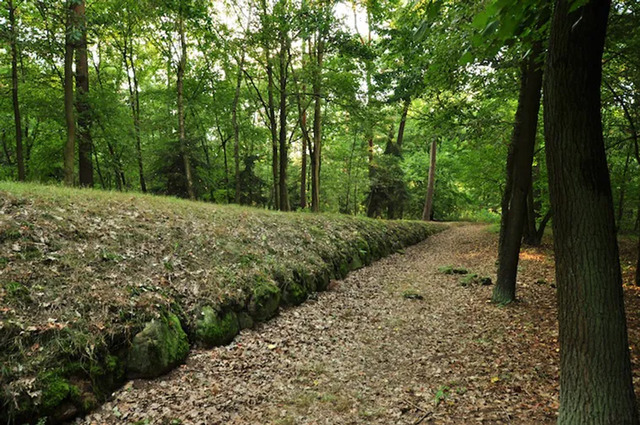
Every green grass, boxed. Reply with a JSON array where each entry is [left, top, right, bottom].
[[0, 182, 445, 422]]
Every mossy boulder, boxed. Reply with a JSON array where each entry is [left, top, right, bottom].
[[248, 280, 281, 322], [283, 281, 308, 306], [126, 313, 189, 379], [237, 312, 254, 330], [195, 307, 239, 347], [348, 251, 364, 271]]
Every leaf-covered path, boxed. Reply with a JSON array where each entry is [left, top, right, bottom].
[[79, 224, 564, 424]]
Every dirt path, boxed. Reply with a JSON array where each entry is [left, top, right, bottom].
[[78, 224, 563, 425]]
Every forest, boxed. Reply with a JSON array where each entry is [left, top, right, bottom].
[[2, 0, 640, 423]]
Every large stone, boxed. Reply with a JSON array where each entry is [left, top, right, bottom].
[[126, 313, 189, 379], [195, 307, 239, 347], [248, 281, 281, 322]]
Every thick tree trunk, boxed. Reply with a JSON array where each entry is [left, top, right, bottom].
[[232, 55, 244, 204], [492, 45, 543, 305], [177, 11, 195, 200], [422, 140, 437, 221], [9, 0, 25, 181], [544, 0, 639, 422], [74, 0, 93, 187], [311, 37, 324, 213], [63, 1, 76, 186]]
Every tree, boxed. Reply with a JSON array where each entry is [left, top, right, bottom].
[[544, 0, 639, 422], [422, 139, 436, 221], [177, 1, 195, 200], [74, 0, 93, 187], [63, 0, 77, 186], [492, 42, 543, 304], [8, 0, 25, 181]]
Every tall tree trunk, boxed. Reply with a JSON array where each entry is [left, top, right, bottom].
[[278, 32, 290, 211], [616, 145, 632, 230], [544, 0, 638, 422], [492, 44, 543, 304], [122, 34, 147, 193], [265, 47, 279, 209], [300, 109, 308, 209], [421, 140, 437, 221], [9, 0, 25, 181], [177, 9, 195, 200], [63, 1, 76, 186], [74, 0, 93, 187], [232, 55, 244, 204], [311, 36, 324, 213]]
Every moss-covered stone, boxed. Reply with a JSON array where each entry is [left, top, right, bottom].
[[40, 372, 78, 411], [237, 312, 254, 330], [452, 267, 468, 275], [89, 354, 126, 399], [348, 252, 364, 271], [283, 281, 308, 306], [248, 280, 281, 322], [195, 307, 239, 347], [126, 313, 189, 379]]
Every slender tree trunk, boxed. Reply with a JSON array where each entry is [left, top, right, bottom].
[[545, 0, 638, 422], [616, 146, 632, 230], [177, 9, 195, 200], [63, 1, 76, 186], [265, 47, 279, 209], [74, 0, 93, 187], [492, 45, 543, 304], [278, 33, 290, 211], [311, 36, 324, 213], [122, 35, 147, 193], [422, 140, 437, 221], [9, 0, 25, 181], [232, 55, 244, 204], [396, 98, 410, 151], [300, 111, 308, 209]]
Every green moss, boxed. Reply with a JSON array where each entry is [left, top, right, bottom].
[[283, 281, 307, 306], [249, 280, 281, 322], [195, 307, 239, 347], [126, 313, 189, 379], [348, 252, 364, 271], [40, 372, 78, 411]]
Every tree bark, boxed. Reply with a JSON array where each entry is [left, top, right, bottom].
[[311, 35, 324, 213], [492, 44, 543, 304], [177, 8, 195, 200], [544, 0, 638, 422], [74, 0, 93, 187], [422, 140, 437, 221], [63, 1, 76, 186], [232, 55, 244, 204], [396, 98, 411, 151], [9, 0, 25, 181], [278, 32, 290, 211], [122, 34, 147, 193]]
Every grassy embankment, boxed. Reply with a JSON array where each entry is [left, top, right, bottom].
[[0, 183, 445, 423]]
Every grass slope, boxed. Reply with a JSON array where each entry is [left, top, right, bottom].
[[0, 183, 444, 423]]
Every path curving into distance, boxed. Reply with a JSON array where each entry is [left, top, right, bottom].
[[77, 224, 563, 424]]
